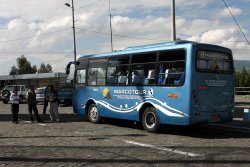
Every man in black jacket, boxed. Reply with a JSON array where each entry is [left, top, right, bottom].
[[26, 85, 43, 123], [46, 85, 60, 122]]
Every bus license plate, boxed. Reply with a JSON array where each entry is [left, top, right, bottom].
[[211, 114, 220, 122]]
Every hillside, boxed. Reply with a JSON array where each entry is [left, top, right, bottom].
[[234, 60, 250, 71]]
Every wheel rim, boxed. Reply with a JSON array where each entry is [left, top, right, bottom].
[[145, 111, 156, 129], [90, 106, 98, 121]]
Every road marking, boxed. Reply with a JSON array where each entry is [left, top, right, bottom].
[[22, 121, 33, 124], [37, 123, 46, 126], [123, 140, 202, 157]]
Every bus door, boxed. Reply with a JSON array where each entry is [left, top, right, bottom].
[[194, 50, 234, 122]]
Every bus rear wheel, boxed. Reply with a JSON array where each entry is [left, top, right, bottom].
[[88, 104, 101, 124], [142, 107, 160, 133]]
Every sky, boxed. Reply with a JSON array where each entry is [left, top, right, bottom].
[[0, 0, 250, 75]]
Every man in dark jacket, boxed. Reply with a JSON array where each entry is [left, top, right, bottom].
[[46, 85, 60, 122], [26, 85, 43, 123], [43, 85, 49, 115]]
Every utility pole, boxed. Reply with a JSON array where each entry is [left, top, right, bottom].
[[171, 0, 176, 41], [71, 0, 77, 62], [65, 0, 77, 88], [109, 0, 113, 52]]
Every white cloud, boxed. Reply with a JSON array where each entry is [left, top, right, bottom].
[[218, 7, 242, 18], [200, 28, 237, 43], [0, 0, 249, 75]]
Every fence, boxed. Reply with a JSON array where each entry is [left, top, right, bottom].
[[235, 87, 250, 95]]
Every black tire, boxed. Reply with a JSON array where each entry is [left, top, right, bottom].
[[2, 90, 10, 98], [142, 107, 160, 133], [3, 99, 8, 104], [88, 104, 101, 124]]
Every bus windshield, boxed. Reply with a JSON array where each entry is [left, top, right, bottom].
[[196, 50, 233, 74]]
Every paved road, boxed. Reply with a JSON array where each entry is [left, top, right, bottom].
[[0, 103, 250, 166]]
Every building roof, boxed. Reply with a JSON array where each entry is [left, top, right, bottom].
[[0, 72, 67, 81]]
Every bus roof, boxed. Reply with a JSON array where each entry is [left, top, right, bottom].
[[78, 40, 230, 60]]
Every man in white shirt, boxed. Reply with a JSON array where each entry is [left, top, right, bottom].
[[9, 87, 20, 124]]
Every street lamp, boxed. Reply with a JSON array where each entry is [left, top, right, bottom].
[[65, 0, 77, 89], [65, 0, 77, 63]]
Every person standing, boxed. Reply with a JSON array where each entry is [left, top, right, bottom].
[[26, 85, 43, 123], [46, 85, 60, 122], [9, 87, 20, 124], [43, 85, 49, 115]]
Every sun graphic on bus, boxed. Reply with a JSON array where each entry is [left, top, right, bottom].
[[103, 88, 112, 99]]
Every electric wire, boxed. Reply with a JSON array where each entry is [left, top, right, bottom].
[[0, 28, 71, 43], [76, 27, 167, 42], [222, 0, 250, 45], [75, 0, 104, 11], [1, 24, 249, 45], [0, 0, 249, 53]]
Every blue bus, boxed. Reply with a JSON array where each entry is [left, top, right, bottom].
[[66, 40, 234, 132]]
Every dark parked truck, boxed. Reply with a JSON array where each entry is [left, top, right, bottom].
[[57, 87, 73, 105]]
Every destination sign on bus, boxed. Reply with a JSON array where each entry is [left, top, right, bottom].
[[198, 51, 229, 60]]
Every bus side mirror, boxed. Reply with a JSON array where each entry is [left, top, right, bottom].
[[65, 61, 80, 75], [65, 63, 71, 75]]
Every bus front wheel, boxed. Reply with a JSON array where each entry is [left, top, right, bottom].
[[142, 107, 160, 133], [88, 104, 101, 124]]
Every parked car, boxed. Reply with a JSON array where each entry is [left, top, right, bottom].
[[0, 85, 28, 104], [35, 87, 46, 103], [57, 87, 73, 105]]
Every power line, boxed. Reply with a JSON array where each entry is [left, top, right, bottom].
[[0, 28, 71, 43], [222, 0, 250, 45], [1, 24, 249, 45], [0, 51, 73, 54], [0, 47, 249, 56], [75, 0, 104, 11], [76, 27, 168, 42]]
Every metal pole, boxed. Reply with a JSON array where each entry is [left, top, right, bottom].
[[171, 0, 176, 41], [71, 0, 77, 89], [109, 0, 113, 52], [72, 0, 77, 62]]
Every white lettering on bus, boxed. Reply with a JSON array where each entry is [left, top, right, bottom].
[[114, 89, 146, 95]]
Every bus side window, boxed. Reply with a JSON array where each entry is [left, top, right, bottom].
[[118, 75, 128, 85], [158, 50, 186, 86], [76, 69, 86, 84], [107, 76, 116, 85], [131, 52, 156, 86], [161, 69, 170, 85], [107, 67, 117, 85], [131, 71, 143, 85], [174, 73, 185, 85], [97, 68, 106, 86], [88, 69, 97, 86], [116, 66, 129, 85], [143, 70, 155, 85]]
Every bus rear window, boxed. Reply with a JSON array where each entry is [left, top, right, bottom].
[[196, 50, 233, 73]]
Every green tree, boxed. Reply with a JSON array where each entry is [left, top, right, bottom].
[[238, 67, 249, 87], [9, 66, 18, 75], [46, 64, 52, 73], [38, 63, 53, 73], [9, 55, 37, 74]]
